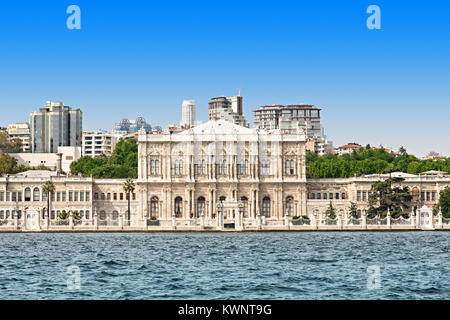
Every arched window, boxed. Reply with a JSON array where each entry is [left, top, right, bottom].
[[33, 188, 40, 201], [85, 210, 90, 219], [262, 196, 271, 217], [99, 211, 106, 220], [112, 211, 119, 220], [151, 197, 159, 217], [240, 196, 248, 217], [285, 196, 294, 216], [24, 188, 31, 201], [174, 197, 183, 217], [197, 196, 205, 218]]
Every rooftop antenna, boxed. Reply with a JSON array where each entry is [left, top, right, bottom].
[[238, 88, 241, 97]]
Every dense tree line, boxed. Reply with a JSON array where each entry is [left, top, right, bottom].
[[306, 146, 450, 179], [70, 138, 138, 178]]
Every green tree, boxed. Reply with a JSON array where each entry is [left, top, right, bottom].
[[325, 202, 336, 219], [0, 153, 18, 174], [69, 138, 138, 178], [349, 202, 358, 218], [369, 177, 412, 218], [123, 178, 135, 221], [42, 180, 55, 220], [437, 187, 450, 218]]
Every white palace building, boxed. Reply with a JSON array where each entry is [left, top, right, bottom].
[[0, 120, 449, 231]]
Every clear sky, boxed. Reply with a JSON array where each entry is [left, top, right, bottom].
[[0, 0, 449, 156]]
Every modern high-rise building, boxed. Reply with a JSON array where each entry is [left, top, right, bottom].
[[208, 91, 249, 128], [82, 130, 118, 158], [7, 122, 31, 152], [30, 101, 82, 153], [253, 104, 323, 138], [180, 99, 196, 127]]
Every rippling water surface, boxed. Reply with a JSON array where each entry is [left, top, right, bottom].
[[0, 232, 449, 299]]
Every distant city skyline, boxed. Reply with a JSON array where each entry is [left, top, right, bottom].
[[0, 1, 449, 156]]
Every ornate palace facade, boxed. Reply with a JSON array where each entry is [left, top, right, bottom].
[[0, 120, 449, 231]]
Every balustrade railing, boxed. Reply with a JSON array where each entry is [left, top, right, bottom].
[[391, 216, 411, 225]]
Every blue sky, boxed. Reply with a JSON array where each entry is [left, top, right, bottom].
[[0, 0, 449, 156]]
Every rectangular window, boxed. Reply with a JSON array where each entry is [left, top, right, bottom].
[[432, 192, 436, 201], [80, 192, 84, 202], [62, 192, 66, 202], [342, 193, 346, 200], [18, 192, 22, 202], [421, 192, 425, 201], [310, 193, 315, 200], [6, 192, 10, 202], [132, 193, 136, 200], [426, 192, 430, 201], [86, 192, 90, 202], [120, 193, 124, 200], [57, 192, 61, 202], [69, 191, 73, 202], [114, 193, 117, 200], [74, 192, 78, 202], [323, 193, 327, 200], [357, 191, 361, 201], [317, 193, 321, 200], [12, 192, 17, 202], [362, 192, 366, 201], [335, 193, 339, 200], [329, 193, 333, 200], [107, 193, 111, 200], [51, 192, 55, 202], [94, 192, 99, 200], [101, 193, 105, 200], [0, 191, 4, 202]]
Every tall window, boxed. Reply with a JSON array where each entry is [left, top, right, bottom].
[[262, 197, 271, 217], [218, 160, 227, 175], [285, 160, 295, 175], [285, 196, 294, 216], [197, 197, 206, 218], [218, 196, 226, 217], [196, 160, 205, 175], [174, 160, 183, 175], [240, 196, 248, 217], [150, 159, 160, 175], [25, 188, 31, 201], [33, 188, 40, 201], [174, 197, 183, 217], [151, 197, 159, 217], [239, 160, 248, 175], [261, 161, 270, 175]]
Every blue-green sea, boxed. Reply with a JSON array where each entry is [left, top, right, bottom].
[[0, 232, 449, 299]]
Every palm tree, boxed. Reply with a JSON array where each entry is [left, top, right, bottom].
[[123, 178, 135, 221], [42, 180, 55, 220]]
